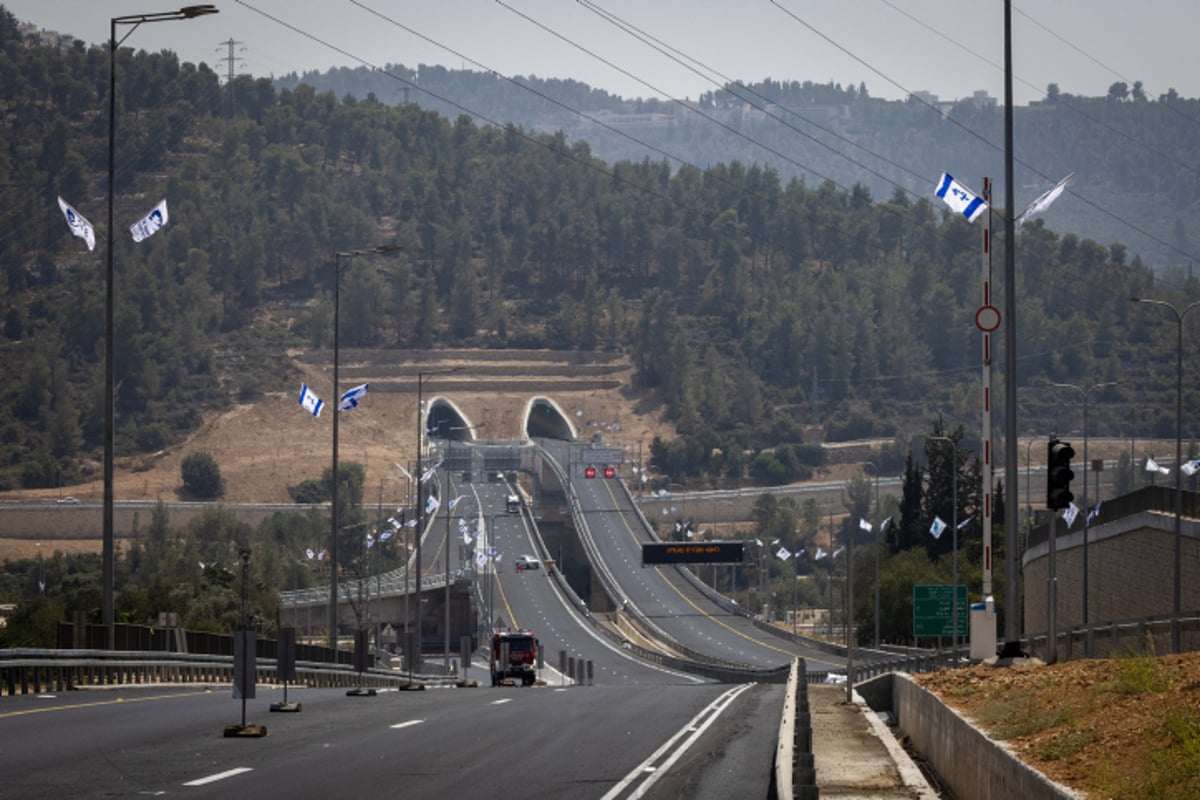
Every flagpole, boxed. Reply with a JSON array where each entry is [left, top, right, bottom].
[[928, 436, 959, 658]]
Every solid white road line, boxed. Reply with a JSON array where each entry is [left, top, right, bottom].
[[390, 719, 425, 729], [182, 767, 253, 786]]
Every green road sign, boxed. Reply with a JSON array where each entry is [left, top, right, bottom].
[[912, 584, 968, 638]]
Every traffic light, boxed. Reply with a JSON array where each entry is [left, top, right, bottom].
[[1047, 437, 1076, 510]]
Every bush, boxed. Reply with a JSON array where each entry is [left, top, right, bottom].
[[181, 451, 224, 499]]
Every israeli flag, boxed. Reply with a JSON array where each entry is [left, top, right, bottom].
[[298, 384, 324, 417], [425, 494, 440, 514], [379, 529, 393, 542], [930, 516, 947, 540], [1063, 502, 1080, 528], [1182, 460, 1200, 477], [957, 515, 974, 530], [814, 547, 827, 561], [305, 548, 315, 560], [1017, 173, 1073, 229], [1146, 456, 1170, 475], [338, 383, 368, 411], [880, 516, 892, 534], [832, 546, 845, 559], [859, 518, 873, 532], [776, 546, 792, 561], [935, 173, 987, 222], [1085, 501, 1102, 527], [129, 198, 168, 242], [447, 495, 467, 511], [57, 196, 96, 251]]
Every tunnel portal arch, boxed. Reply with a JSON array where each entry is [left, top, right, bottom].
[[524, 396, 575, 441]]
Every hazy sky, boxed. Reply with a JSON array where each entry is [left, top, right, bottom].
[[5, 1, 1198, 105]]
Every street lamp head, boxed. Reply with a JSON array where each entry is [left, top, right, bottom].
[[180, 5, 219, 18]]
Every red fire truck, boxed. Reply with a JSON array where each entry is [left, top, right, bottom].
[[490, 630, 540, 686]]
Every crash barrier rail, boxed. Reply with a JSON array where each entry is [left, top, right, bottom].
[[774, 658, 818, 800], [1022, 612, 1200, 661], [0, 648, 457, 697]]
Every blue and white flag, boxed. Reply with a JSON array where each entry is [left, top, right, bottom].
[[448, 495, 467, 511], [130, 198, 168, 242], [1017, 173, 1073, 229], [365, 532, 375, 549], [57, 196, 96, 251], [1086, 501, 1102, 527], [814, 547, 827, 561], [1146, 456, 1170, 475], [935, 173, 987, 222], [298, 384, 324, 417], [957, 515, 974, 530], [379, 529, 393, 542], [859, 518, 873, 532], [776, 546, 792, 561], [338, 383, 368, 411], [930, 516, 947, 539], [305, 548, 315, 560], [1063, 502, 1080, 527], [425, 494, 440, 514], [1182, 460, 1200, 477], [832, 546, 845, 559]]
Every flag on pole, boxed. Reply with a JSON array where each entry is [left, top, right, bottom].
[[880, 516, 892, 534], [935, 172, 988, 222], [425, 495, 440, 514], [305, 548, 315, 560], [1063, 502, 1080, 527], [379, 529, 393, 542], [316, 549, 327, 561], [338, 383, 368, 411], [1086, 501, 1102, 527], [365, 532, 375, 549], [1182, 460, 1200, 477], [776, 546, 792, 561], [859, 518, 873, 532], [930, 516, 947, 539], [956, 515, 974, 530], [129, 198, 168, 242], [298, 384, 324, 417], [755, 538, 763, 547], [57, 196, 96, 251], [814, 547, 827, 561], [832, 546, 845, 559], [448, 495, 467, 511], [1146, 456, 1170, 475], [1017, 173, 1073, 228]]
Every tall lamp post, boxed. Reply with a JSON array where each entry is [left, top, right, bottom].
[[1051, 380, 1118, 628], [412, 367, 460, 681], [328, 245, 398, 650], [1130, 296, 1200, 652], [104, 4, 218, 650], [928, 436, 961, 657]]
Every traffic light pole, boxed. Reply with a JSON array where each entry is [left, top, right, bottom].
[[1045, 436, 1075, 664]]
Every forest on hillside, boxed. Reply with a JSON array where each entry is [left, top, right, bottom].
[[0, 7, 1197, 497]]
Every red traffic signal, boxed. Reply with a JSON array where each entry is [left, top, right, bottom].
[[584, 466, 597, 479], [604, 466, 616, 478]]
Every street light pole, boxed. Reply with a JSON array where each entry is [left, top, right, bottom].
[[1052, 380, 1118, 628], [1131, 296, 1200, 652], [104, 4, 218, 650], [329, 245, 398, 650]]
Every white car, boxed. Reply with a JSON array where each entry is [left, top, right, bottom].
[[514, 555, 541, 571], [56, 496, 80, 505]]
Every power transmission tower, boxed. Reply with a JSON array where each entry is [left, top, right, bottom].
[[216, 38, 245, 117]]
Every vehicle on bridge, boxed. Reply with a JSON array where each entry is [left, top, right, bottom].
[[490, 629, 540, 686], [514, 555, 541, 572], [505, 493, 521, 513]]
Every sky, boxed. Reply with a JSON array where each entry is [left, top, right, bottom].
[[4, 1, 1199, 106]]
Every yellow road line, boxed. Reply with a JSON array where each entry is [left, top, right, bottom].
[[0, 689, 213, 719], [491, 569, 519, 630]]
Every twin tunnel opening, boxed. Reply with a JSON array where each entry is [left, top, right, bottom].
[[425, 395, 575, 442]]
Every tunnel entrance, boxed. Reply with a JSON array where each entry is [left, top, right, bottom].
[[524, 396, 574, 440]]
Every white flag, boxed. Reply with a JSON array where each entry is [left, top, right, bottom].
[[859, 518, 873, 532], [880, 516, 892, 534], [832, 546, 845, 559], [57, 196, 96, 251], [448, 495, 467, 511], [1146, 456, 1170, 475], [956, 515, 974, 530], [776, 546, 792, 561], [475, 550, 487, 567], [305, 548, 315, 560], [338, 383, 368, 411], [1182, 460, 1200, 477], [129, 198, 168, 242], [814, 547, 827, 561], [1017, 173, 1073, 228], [365, 532, 375, 549], [1063, 502, 1080, 527], [935, 172, 987, 222], [755, 538, 763, 547], [298, 384, 324, 417], [796, 548, 805, 558], [425, 494, 440, 514], [462, 530, 473, 545], [316, 549, 327, 561], [930, 516, 947, 539]]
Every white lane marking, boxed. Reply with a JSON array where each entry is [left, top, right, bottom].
[[182, 767, 253, 786], [390, 719, 425, 729], [491, 698, 512, 705], [600, 684, 752, 800]]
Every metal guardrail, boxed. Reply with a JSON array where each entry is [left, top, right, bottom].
[[0, 648, 457, 697]]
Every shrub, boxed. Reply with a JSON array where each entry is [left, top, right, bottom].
[[181, 451, 224, 499]]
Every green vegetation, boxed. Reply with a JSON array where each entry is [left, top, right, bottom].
[[1105, 651, 1177, 695], [180, 451, 224, 499]]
